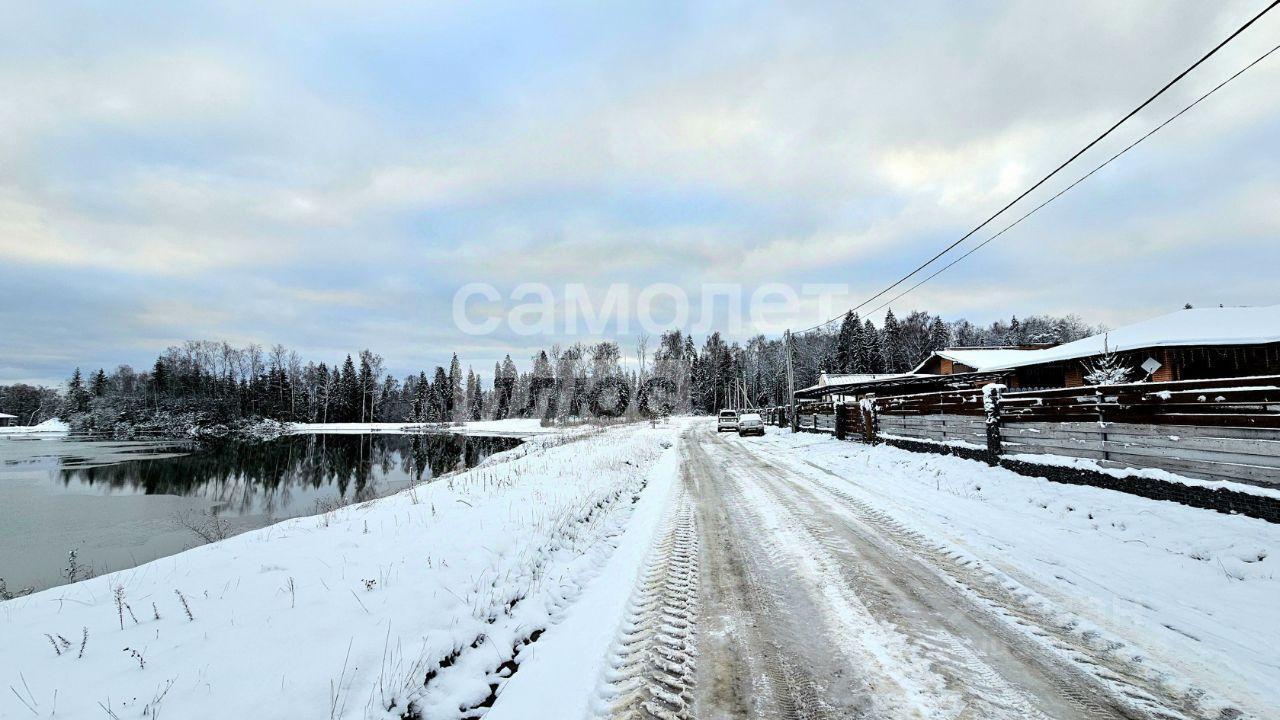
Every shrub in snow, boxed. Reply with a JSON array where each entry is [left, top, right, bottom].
[[1082, 335, 1134, 386]]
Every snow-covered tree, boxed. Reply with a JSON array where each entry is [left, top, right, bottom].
[[927, 317, 951, 357], [880, 310, 904, 372], [835, 312, 860, 374], [448, 354, 464, 421], [1082, 336, 1134, 386], [858, 319, 881, 373]]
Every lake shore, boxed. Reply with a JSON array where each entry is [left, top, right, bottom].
[[0, 422, 677, 719], [0, 430, 525, 594]]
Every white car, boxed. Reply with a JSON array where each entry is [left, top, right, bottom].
[[717, 409, 739, 432], [737, 412, 764, 437]]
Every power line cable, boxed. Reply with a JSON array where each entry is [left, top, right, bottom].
[[864, 41, 1280, 317], [795, 0, 1280, 334]]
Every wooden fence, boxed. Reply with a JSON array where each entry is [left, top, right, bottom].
[[789, 402, 836, 433], [852, 375, 1280, 488]]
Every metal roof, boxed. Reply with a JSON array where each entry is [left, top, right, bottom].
[[794, 370, 1009, 400], [910, 348, 1041, 373]]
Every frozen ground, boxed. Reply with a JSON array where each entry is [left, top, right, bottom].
[[0, 422, 681, 719]]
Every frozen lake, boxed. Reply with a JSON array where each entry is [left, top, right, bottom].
[[0, 432, 520, 593]]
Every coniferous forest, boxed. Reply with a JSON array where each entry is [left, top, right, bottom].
[[0, 311, 1099, 435]]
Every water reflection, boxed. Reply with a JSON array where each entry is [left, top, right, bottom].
[[0, 432, 522, 592], [57, 433, 522, 518]]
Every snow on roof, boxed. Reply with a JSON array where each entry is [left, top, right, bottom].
[[818, 372, 915, 386], [911, 348, 1041, 373], [0, 413, 17, 419], [982, 304, 1280, 372], [795, 373, 920, 397]]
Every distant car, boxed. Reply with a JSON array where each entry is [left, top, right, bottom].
[[737, 413, 764, 437], [717, 409, 739, 432]]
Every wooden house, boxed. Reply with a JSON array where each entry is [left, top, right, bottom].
[[913, 305, 1280, 390], [796, 304, 1280, 404]]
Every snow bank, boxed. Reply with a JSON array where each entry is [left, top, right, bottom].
[[0, 418, 69, 435], [0, 423, 679, 720], [486, 433, 684, 719], [878, 432, 987, 451], [745, 431, 1280, 717], [1005, 451, 1280, 500]]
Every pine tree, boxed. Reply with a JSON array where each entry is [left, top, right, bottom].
[[495, 356, 517, 419], [448, 354, 464, 422], [358, 354, 374, 422], [835, 312, 860, 374], [152, 358, 168, 395], [1008, 316, 1023, 345], [90, 369, 108, 397], [880, 310, 904, 372], [492, 362, 504, 419], [860, 319, 882, 373], [377, 374, 398, 422], [465, 369, 481, 422], [1083, 334, 1134, 385], [528, 350, 552, 417], [928, 317, 951, 357], [430, 367, 449, 422], [67, 368, 91, 414], [682, 335, 697, 411], [413, 371, 429, 422], [339, 355, 359, 423]]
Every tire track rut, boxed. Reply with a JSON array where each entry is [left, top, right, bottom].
[[599, 494, 700, 720]]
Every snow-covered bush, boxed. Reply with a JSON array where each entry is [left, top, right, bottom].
[[1081, 335, 1134, 386]]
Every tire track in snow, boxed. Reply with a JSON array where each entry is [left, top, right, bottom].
[[739, 433, 1240, 720], [684, 431, 898, 719], [597, 493, 700, 720]]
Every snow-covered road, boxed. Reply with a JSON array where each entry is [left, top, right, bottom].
[[585, 422, 1277, 720], [3, 419, 1273, 719]]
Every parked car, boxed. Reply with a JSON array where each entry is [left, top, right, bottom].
[[717, 409, 739, 432], [737, 412, 764, 437]]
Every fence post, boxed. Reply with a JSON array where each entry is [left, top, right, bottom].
[[835, 402, 847, 440], [862, 393, 878, 443], [983, 384, 1004, 465], [1095, 387, 1110, 462]]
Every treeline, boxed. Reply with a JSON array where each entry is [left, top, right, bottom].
[[0, 383, 61, 426], [1, 311, 1099, 431], [57, 342, 472, 432]]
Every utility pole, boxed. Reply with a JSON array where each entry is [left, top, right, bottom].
[[784, 329, 797, 432]]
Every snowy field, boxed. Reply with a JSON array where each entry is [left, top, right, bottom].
[[0, 422, 681, 719], [740, 430, 1280, 716]]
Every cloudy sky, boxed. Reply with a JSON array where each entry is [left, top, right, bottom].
[[2, 0, 1277, 384]]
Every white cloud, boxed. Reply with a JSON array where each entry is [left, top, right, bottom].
[[1, 0, 1278, 383]]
